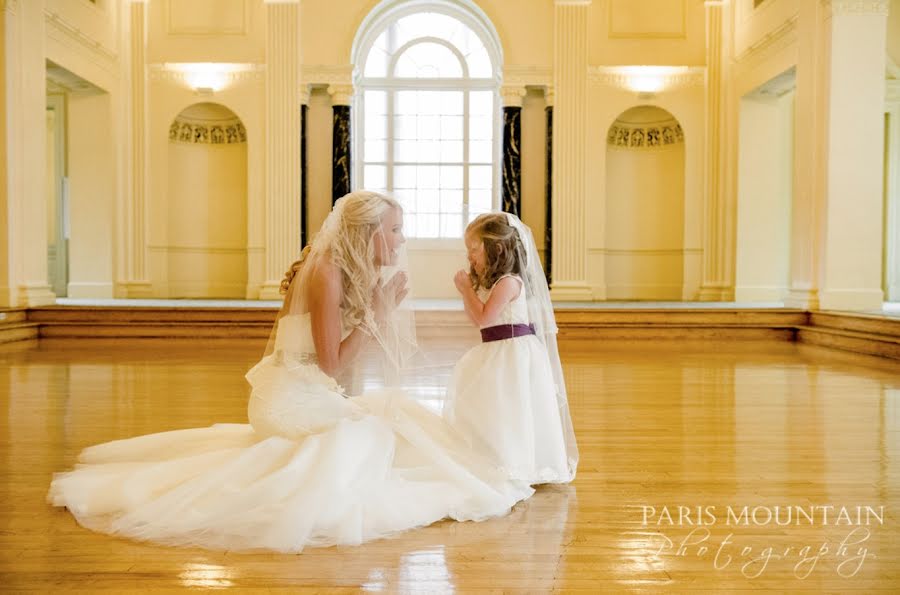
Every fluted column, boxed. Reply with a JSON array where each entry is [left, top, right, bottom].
[[2, 0, 54, 306], [698, 0, 732, 301], [329, 83, 353, 204], [544, 86, 554, 284], [500, 85, 525, 217], [120, 0, 151, 297], [260, 0, 301, 300], [551, 0, 592, 300], [817, 0, 887, 310]]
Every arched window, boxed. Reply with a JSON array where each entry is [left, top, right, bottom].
[[354, 3, 501, 238]]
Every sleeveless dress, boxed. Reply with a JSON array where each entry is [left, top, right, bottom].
[[445, 275, 574, 484], [47, 312, 533, 552]]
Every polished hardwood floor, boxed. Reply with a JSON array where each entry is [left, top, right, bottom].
[[1, 337, 899, 592]]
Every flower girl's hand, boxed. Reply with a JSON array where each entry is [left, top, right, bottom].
[[453, 270, 471, 294]]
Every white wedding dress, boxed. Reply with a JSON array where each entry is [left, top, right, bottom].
[[48, 313, 534, 552], [445, 275, 575, 484]]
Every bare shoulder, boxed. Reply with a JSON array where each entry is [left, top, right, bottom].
[[490, 275, 522, 301], [308, 255, 342, 299]]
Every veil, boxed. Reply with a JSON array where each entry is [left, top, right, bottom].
[[263, 192, 419, 395], [506, 213, 579, 480]]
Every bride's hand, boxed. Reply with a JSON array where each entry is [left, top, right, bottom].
[[373, 271, 409, 324], [453, 270, 471, 294]]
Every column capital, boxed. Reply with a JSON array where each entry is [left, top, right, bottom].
[[500, 85, 526, 108], [328, 83, 354, 106], [299, 83, 311, 105], [544, 86, 555, 107]]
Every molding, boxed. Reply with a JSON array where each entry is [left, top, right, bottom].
[[502, 66, 552, 88], [587, 66, 705, 92], [735, 15, 798, 64], [822, 0, 889, 15], [304, 64, 355, 87], [555, 0, 591, 4], [44, 9, 119, 74], [887, 80, 900, 104], [168, 117, 246, 144], [150, 245, 249, 255]]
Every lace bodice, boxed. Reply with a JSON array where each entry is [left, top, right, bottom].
[[477, 275, 529, 328]]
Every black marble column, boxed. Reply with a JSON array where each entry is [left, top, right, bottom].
[[300, 103, 308, 247], [332, 105, 351, 204], [544, 104, 553, 284], [501, 106, 521, 217]]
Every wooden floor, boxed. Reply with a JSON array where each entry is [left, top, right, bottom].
[[1, 337, 899, 593]]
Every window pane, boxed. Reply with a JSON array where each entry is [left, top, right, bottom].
[[465, 45, 492, 78], [396, 91, 418, 114], [440, 115, 463, 139], [394, 114, 417, 140], [470, 91, 494, 118], [469, 165, 493, 189], [418, 213, 440, 238], [418, 189, 439, 212], [394, 165, 417, 189], [416, 115, 440, 139], [469, 188, 492, 213], [440, 189, 463, 213], [440, 165, 463, 189], [365, 114, 386, 139], [440, 92, 464, 115], [440, 140, 463, 161], [365, 140, 385, 162], [365, 91, 386, 116], [417, 140, 440, 162], [469, 139, 492, 163], [394, 42, 463, 78], [469, 116, 492, 140], [364, 47, 389, 77], [417, 165, 440, 188], [394, 140, 417, 162], [441, 215, 463, 238], [364, 165, 386, 190]]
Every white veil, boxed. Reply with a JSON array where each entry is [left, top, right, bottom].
[[506, 213, 579, 480]]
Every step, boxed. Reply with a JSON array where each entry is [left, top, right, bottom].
[[796, 325, 900, 360], [0, 321, 40, 344], [809, 311, 900, 339]]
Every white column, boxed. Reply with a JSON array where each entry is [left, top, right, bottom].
[[260, 0, 302, 300], [551, 0, 592, 301], [2, 0, 54, 306], [698, 0, 733, 301], [119, 0, 152, 297], [818, 0, 887, 310]]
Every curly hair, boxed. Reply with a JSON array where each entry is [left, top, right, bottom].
[[280, 191, 402, 330], [465, 212, 527, 292]]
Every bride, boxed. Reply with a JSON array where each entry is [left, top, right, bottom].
[[48, 191, 534, 553]]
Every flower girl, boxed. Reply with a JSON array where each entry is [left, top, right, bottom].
[[446, 212, 578, 485]]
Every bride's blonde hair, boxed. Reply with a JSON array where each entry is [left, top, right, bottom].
[[280, 190, 402, 329]]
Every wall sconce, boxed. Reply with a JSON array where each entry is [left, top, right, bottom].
[[591, 66, 701, 98], [162, 63, 255, 94]]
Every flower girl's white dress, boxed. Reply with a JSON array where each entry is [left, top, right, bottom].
[[445, 275, 575, 484], [48, 313, 533, 552]]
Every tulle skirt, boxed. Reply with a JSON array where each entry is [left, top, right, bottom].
[[48, 358, 533, 553], [446, 336, 574, 484]]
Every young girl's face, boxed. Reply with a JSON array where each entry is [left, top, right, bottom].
[[373, 207, 406, 267], [464, 232, 486, 276]]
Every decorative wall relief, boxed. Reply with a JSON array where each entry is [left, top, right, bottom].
[[169, 117, 247, 144], [607, 121, 683, 149]]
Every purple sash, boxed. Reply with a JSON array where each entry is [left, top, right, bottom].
[[480, 323, 536, 343]]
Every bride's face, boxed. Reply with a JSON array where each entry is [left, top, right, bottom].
[[373, 206, 405, 267]]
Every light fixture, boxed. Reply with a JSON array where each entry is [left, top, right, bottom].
[[163, 63, 255, 93]]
